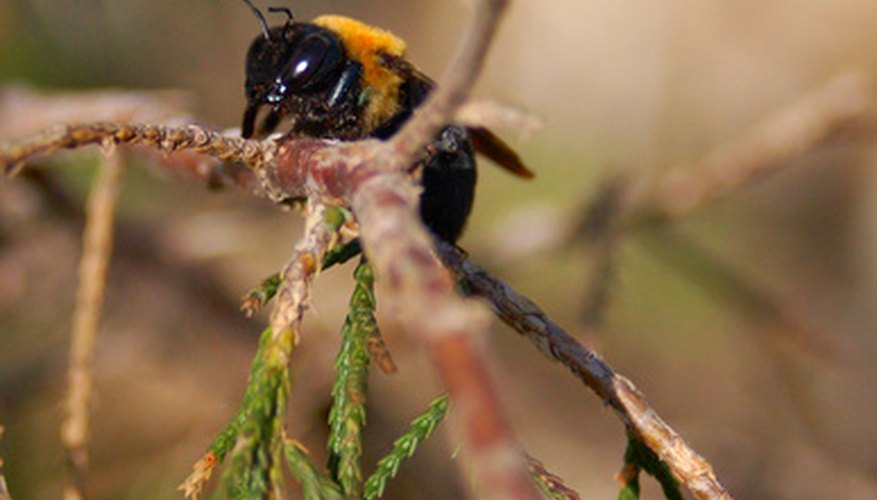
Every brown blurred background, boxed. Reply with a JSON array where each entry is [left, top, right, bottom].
[[2, 0, 877, 498]]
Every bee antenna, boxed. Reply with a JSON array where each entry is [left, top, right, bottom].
[[267, 7, 295, 24], [241, 0, 271, 40], [268, 6, 295, 38]]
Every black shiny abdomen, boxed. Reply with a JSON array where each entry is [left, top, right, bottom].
[[371, 79, 477, 243], [416, 126, 477, 243]]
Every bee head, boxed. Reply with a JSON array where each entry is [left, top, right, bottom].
[[241, 1, 346, 137]]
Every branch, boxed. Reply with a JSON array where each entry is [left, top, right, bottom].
[[0, 426, 11, 500], [380, 0, 511, 171], [438, 243, 732, 500], [61, 150, 125, 500], [268, 203, 335, 344], [625, 72, 876, 221], [526, 455, 581, 500], [260, 0, 536, 494], [1, 122, 269, 191], [0, 86, 191, 138]]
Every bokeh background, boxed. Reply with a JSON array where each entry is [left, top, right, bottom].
[[2, 0, 877, 498]]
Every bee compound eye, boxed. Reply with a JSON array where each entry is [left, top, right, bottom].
[[286, 32, 344, 92], [288, 36, 329, 88]]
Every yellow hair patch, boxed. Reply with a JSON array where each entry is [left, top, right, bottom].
[[313, 15, 408, 130]]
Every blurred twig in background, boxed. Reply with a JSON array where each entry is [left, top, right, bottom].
[[61, 151, 125, 500], [625, 72, 876, 222], [0, 427, 11, 500], [569, 72, 877, 356]]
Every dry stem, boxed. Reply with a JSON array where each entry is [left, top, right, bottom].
[[1, 122, 271, 190], [61, 151, 125, 500], [526, 454, 581, 500], [626, 72, 876, 220], [268, 203, 335, 348], [438, 243, 732, 500], [0, 426, 11, 500], [0, 86, 191, 139]]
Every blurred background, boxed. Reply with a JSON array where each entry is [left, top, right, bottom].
[[2, 0, 877, 498]]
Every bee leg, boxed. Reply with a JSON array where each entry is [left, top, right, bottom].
[[241, 104, 260, 139], [257, 110, 282, 137]]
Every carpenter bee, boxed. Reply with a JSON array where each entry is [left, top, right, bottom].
[[240, 1, 532, 243]]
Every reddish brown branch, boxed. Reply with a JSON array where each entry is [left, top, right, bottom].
[[352, 172, 535, 498], [438, 243, 733, 500], [263, 0, 535, 494], [381, 0, 510, 172]]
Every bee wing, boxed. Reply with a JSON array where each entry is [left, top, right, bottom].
[[467, 126, 534, 179]]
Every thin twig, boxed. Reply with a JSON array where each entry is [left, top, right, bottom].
[[268, 202, 335, 345], [1, 122, 272, 191], [438, 243, 732, 500], [526, 454, 581, 500], [577, 175, 626, 328], [213, 203, 333, 496], [625, 72, 876, 221], [60, 150, 125, 500], [637, 226, 834, 355], [455, 99, 544, 137], [0, 86, 191, 138], [0, 426, 11, 500], [379, 0, 512, 172]]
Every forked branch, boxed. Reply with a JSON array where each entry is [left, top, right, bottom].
[[0, 0, 733, 497], [438, 243, 732, 500]]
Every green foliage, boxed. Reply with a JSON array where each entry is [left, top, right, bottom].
[[195, 259, 454, 498], [327, 258, 377, 496], [207, 328, 273, 463], [197, 326, 296, 498], [618, 436, 682, 500], [242, 274, 283, 315], [284, 441, 345, 500], [363, 393, 450, 500], [322, 207, 349, 231], [242, 240, 363, 317], [618, 476, 640, 500], [322, 240, 363, 270]]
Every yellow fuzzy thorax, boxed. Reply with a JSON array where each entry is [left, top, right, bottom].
[[312, 15, 408, 130]]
